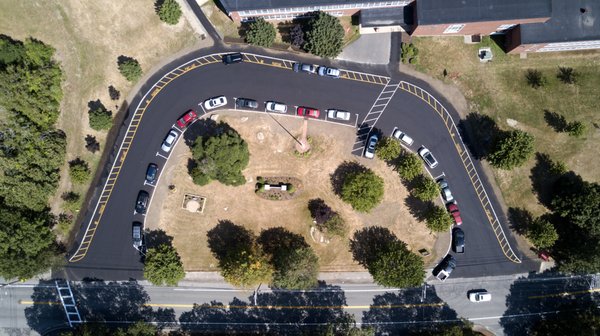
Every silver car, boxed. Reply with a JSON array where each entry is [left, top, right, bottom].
[[203, 96, 227, 110], [266, 101, 288, 113], [364, 134, 378, 159], [161, 130, 178, 152], [327, 109, 350, 121]]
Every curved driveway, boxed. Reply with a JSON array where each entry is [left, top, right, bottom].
[[62, 48, 538, 281]]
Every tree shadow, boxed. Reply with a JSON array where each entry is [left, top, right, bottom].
[[507, 207, 534, 235], [207, 220, 254, 261], [500, 271, 597, 335], [543, 110, 567, 132], [530, 152, 566, 208], [87, 99, 107, 112], [179, 283, 357, 335], [362, 286, 464, 334], [182, 119, 234, 147], [144, 229, 174, 250], [330, 161, 368, 196], [25, 279, 176, 335], [307, 198, 336, 225], [258, 227, 308, 257], [117, 55, 136, 67], [349, 226, 398, 268], [458, 112, 499, 160], [404, 195, 432, 222]]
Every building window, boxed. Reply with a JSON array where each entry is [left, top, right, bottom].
[[443, 24, 465, 34], [496, 24, 516, 31]]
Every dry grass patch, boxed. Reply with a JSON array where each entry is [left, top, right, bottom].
[[412, 36, 600, 216], [0, 0, 198, 238], [148, 113, 436, 271]]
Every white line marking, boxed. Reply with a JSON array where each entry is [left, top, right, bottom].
[[155, 152, 168, 159]]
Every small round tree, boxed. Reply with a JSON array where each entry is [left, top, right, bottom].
[[88, 106, 113, 131], [566, 121, 586, 138], [144, 243, 185, 286], [245, 18, 276, 47], [375, 136, 402, 162], [526, 217, 558, 250], [395, 152, 423, 181], [340, 170, 384, 213], [425, 205, 453, 232], [69, 158, 90, 184], [488, 130, 534, 170], [411, 174, 439, 201], [117, 56, 143, 82], [156, 0, 182, 25], [304, 12, 344, 58], [369, 240, 425, 288], [220, 247, 273, 288]]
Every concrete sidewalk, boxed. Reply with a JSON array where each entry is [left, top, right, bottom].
[[337, 33, 391, 65]]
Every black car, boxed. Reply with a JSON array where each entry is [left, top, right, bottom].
[[452, 228, 465, 253], [145, 163, 158, 184], [222, 53, 243, 64], [434, 255, 456, 281], [134, 190, 149, 215], [132, 221, 143, 248], [236, 98, 258, 109]]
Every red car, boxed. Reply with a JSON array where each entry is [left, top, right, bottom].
[[176, 110, 198, 128], [297, 106, 320, 118], [446, 203, 463, 225]]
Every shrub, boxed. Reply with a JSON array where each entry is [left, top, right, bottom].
[[108, 85, 120, 101], [488, 130, 535, 170], [526, 217, 558, 250], [566, 121, 586, 138], [375, 136, 402, 162], [156, 0, 182, 25], [88, 105, 113, 131], [117, 56, 143, 82], [304, 12, 344, 58], [425, 205, 453, 232], [525, 69, 546, 89], [61, 191, 81, 212], [411, 174, 439, 201], [69, 158, 91, 184], [557, 66, 577, 84], [340, 170, 385, 213], [395, 152, 423, 181], [84, 135, 100, 153], [322, 213, 348, 237], [370, 240, 425, 288], [401, 43, 419, 64], [245, 18, 276, 47], [287, 184, 296, 193], [144, 243, 185, 286]]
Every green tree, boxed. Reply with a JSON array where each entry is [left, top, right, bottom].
[[488, 130, 534, 169], [566, 121, 586, 137], [375, 136, 402, 162], [340, 169, 384, 213], [308, 199, 348, 238], [117, 56, 143, 82], [551, 174, 600, 236], [369, 240, 424, 287], [425, 205, 453, 232], [156, 0, 182, 25], [115, 321, 158, 336], [69, 158, 91, 183], [304, 12, 345, 58], [0, 205, 58, 280], [190, 127, 249, 186], [322, 214, 348, 238], [88, 104, 113, 131], [271, 246, 319, 289], [0, 35, 25, 65], [530, 306, 600, 336], [526, 217, 558, 250], [0, 126, 66, 212], [401, 43, 419, 64], [62, 191, 81, 212], [395, 151, 423, 181], [220, 246, 273, 288], [412, 174, 439, 201], [144, 243, 185, 286], [245, 18, 276, 47]]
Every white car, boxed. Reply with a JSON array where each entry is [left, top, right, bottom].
[[469, 291, 492, 302], [203, 96, 227, 110], [318, 66, 340, 78], [327, 109, 350, 121], [161, 129, 178, 152], [418, 147, 438, 168], [266, 101, 287, 113], [392, 129, 414, 146], [364, 134, 378, 159]]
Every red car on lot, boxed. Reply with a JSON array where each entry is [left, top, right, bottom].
[[176, 110, 198, 128], [297, 106, 320, 118], [446, 203, 463, 225]]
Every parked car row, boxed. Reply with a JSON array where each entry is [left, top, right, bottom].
[[293, 62, 341, 78]]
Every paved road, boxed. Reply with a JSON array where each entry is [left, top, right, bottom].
[[60, 47, 537, 281], [4, 274, 598, 335]]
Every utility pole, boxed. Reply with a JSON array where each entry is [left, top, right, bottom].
[[253, 283, 262, 306]]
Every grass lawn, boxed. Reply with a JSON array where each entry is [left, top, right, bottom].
[[411, 36, 600, 216], [147, 113, 437, 271], [0, 1, 198, 238]]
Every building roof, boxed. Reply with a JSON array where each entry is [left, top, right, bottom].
[[218, 0, 405, 13], [520, 0, 600, 44], [360, 5, 413, 27], [416, 0, 552, 25]]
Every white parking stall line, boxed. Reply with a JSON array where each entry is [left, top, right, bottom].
[[156, 152, 168, 159]]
